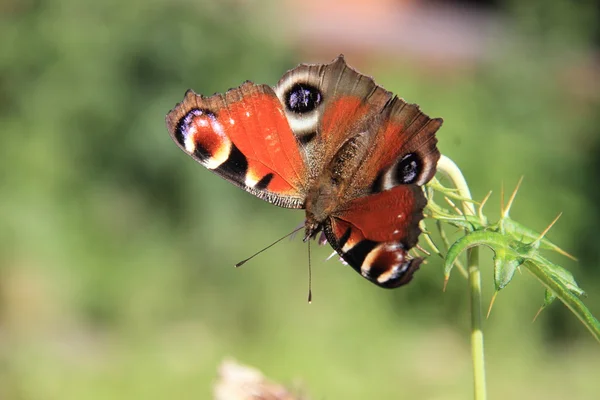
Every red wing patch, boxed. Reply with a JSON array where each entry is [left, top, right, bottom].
[[166, 83, 307, 208], [335, 185, 425, 246], [324, 185, 426, 288]]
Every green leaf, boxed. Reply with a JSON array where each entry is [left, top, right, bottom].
[[444, 230, 511, 279], [543, 288, 557, 308], [493, 246, 523, 291], [533, 288, 558, 322], [531, 255, 586, 297], [426, 201, 483, 231], [525, 260, 600, 342], [500, 218, 577, 260]]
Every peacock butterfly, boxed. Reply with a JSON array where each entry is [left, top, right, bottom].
[[165, 56, 442, 288]]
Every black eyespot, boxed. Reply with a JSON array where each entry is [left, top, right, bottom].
[[175, 108, 216, 148], [395, 153, 421, 184], [285, 83, 322, 113]]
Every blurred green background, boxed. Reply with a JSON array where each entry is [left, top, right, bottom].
[[1, 0, 599, 399]]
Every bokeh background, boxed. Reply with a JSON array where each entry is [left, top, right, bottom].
[[1, 0, 599, 398]]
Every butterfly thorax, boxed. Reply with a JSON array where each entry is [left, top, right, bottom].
[[303, 181, 337, 242], [303, 132, 371, 241]]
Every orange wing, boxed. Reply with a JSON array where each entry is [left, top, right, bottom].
[[325, 185, 426, 288], [166, 83, 308, 208]]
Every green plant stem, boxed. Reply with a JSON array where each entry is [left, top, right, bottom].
[[437, 155, 487, 400], [468, 246, 486, 400]]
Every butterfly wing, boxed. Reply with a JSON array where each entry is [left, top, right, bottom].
[[166, 83, 308, 208], [324, 185, 426, 288], [272, 56, 393, 182], [352, 96, 442, 195], [326, 96, 442, 288]]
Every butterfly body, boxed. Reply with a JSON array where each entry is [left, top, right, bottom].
[[166, 56, 442, 288]]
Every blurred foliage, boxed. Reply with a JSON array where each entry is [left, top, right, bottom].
[[0, 0, 599, 399]]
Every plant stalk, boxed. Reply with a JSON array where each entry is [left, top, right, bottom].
[[437, 155, 487, 400]]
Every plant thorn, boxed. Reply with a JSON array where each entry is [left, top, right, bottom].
[[533, 212, 562, 246], [444, 196, 464, 216], [487, 291, 498, 319], [478, 190, 492, 222], [504, 176, 524, 218], [532, 306, 545, 323], [416, 244, 431, 256], [500, 181, 505, 216]]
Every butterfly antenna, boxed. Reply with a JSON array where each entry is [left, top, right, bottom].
[[307, 239, 313, 304], [235, 226, 304, 268]]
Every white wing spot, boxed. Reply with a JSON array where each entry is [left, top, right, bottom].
[[245, 111, 251, 117], [211, 118, 225, 137], [245, 176, 259, 187], [184, 125, 197, 153], [229, 118, 235, 125]]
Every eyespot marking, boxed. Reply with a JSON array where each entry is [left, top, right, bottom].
[[395, 153, 421, 184], [285, 83, 322, 114], [360, 242, 420, 288], [175, 108, 217, 149], [176, 108, 232, 168]]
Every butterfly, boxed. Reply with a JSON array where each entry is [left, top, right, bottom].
[[166, 56, 442, 289]]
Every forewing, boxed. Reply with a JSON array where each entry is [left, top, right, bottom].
[[166, 83, 308, 208], [273, 55, 393, 181]]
